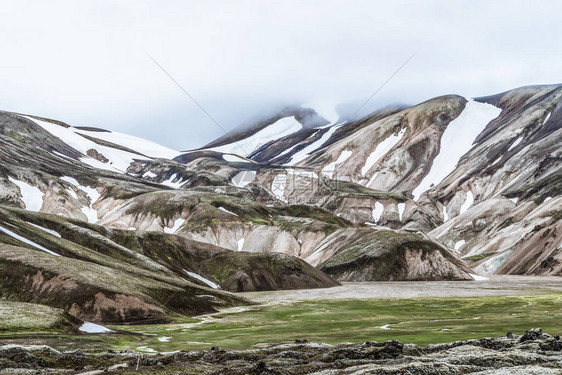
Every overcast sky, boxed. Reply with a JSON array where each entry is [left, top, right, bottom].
[[1, 0, 560, 150]]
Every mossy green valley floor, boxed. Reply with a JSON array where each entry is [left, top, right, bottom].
[[32, 294, 556, 352], [2, 294, 562, 353]]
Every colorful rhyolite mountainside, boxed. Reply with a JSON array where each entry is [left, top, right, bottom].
[[0, 84, 560, 324]]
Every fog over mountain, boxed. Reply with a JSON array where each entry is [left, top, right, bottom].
[[1, 0, 562, 149]]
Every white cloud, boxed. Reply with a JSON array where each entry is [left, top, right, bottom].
[[0, 0, 560, 149]]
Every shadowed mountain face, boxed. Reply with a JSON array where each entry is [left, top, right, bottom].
[[0, 84, 560, 324]]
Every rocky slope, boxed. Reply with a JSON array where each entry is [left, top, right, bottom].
[[2, 83, 560, 290], [1, 329, 561, 374]]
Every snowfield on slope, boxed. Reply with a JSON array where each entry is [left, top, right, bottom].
[[363, 128, 406, 177], [74, 128, 179, 159], [8, 177, 44, 212], [210, 116, 302, 156], [412, 99, 502, 199], [23, 115, 178, 173]]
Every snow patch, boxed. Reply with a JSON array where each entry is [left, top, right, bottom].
[[544, 196, 552, 203], [143, 171, 157, 178], [508, 136, 523, 151], [0, 226, 60, 256], [322, 150, 352, 179], [160, 174, 185, 189], [459, 191, 474, 214], [164, 218, 185, 234], [26, 222, 61, 238], [442, 205, 449, 222], [237, 237, 245, 251], [543, 112, 551, 125], [412, 100, 501, 199], [362, 128, 406, 176], [79, 322, 113, 333], [509, 197, 519, 204], [397, 203, 405, 221], [158, 336, 171, 342], [9, 177, 44, 212], [379, 324, 391, 330], [372, 202, 384, 222], [136, 346, 156, 353], [218, 207, 238, 216], [454, 240, 466, 251], [184, 270, 220, 289]]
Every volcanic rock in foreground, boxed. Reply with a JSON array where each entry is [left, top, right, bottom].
[[1, 329, 561, 374]]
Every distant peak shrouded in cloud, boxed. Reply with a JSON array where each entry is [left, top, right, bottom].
[[1, 0, 562, 149]]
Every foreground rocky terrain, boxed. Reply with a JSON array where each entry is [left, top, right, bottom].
[[1, 329, 561, 374]]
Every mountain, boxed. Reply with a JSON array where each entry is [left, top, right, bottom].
[[0, 84, 560, 322], [190, 84, 561, 277]]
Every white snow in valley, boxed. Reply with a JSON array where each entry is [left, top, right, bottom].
[[454, 240, 466, 251], [322, 150, 352, 178], [508, 136, 523, 151], [544, 196, 552, 203], [372, 202, 384, 222], [469, 273, 489, 281], [218, 207, 238, 216], [271, 174, 288, 201], [158, 336, 171, 342], [379, 324, 391, 330], [184, 270, 220, 289], [164, 218, 185, 234], [211, 116, 302, 156], [412, 99, 501, 199], [61, 177, 100, 223], [459, 191, 474, 214], [26, 222, 61, 238], [397, 203, 405, 221], [543, 112, 551, 125], [9, 177, 44, 212], [510, 197, 519, 204], [237, 237, 245, 251], [0, 225, 60, 256], [287, 125, 341, 165], [79, 322, 113, 333], [231, 170, 256, 187], [361, 128, 406, 176]]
